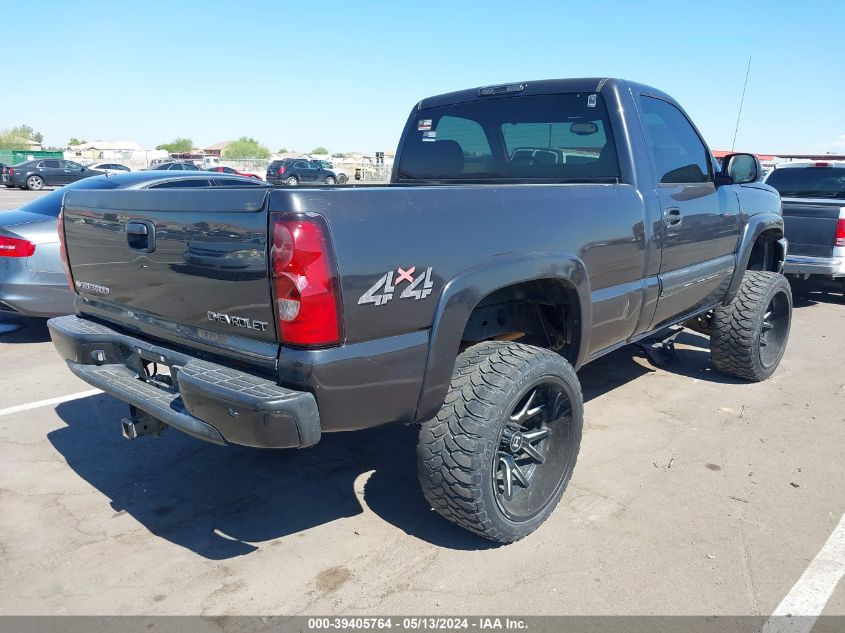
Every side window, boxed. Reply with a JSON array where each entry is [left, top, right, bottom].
[[216, 178, 262, 187], [149, 179, 212, 189], [169, 163, 183, 170], [640, 96, 711, 184], [293, 161, 307, 169], [43, 160, 61, 168], [184, 163, 199, 171], [65, 161, 83, 170]]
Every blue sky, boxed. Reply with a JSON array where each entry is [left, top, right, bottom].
[[2, 0, 843, 155]]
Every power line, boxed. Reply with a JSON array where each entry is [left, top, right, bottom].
[[731, 56, 752, 152]]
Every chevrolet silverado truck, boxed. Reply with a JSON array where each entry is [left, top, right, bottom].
[[765, 160, 845, 297], [48, 78, 792, 543]]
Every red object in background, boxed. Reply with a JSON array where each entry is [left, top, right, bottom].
[[835, 218, 845, 248], [207, 166, 262, 180]]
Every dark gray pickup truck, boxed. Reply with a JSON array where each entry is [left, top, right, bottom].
[[49, 78, 792, 542], [765, 161, 845, 296]]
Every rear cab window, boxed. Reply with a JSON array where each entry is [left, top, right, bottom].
[[766, 166, 845, 199], [396, 93, 621, 183]]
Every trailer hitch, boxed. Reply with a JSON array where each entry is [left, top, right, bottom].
[[120, 405, 167, 440]]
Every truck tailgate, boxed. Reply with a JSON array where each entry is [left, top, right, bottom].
[[61, 189, 278, 350], [781, 199, 841, 258]]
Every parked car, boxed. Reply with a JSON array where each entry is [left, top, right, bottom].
[[766, 160, 845, 296], [205, 165, 262, 180], [1, 162, 12, 187], [49, 78, 790, 543], [8, 159, 103, 191], [85, 162, 131, 174], [146, 161, 200, 171], [0, 172, 268, 318], [313, 160, 349, 184], [265, 159, 337, 186]]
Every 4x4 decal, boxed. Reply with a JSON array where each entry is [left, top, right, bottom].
[[358, 266, 434, 307]]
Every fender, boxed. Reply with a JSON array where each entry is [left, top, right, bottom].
[[723, 212, 786, 305], [414, 252, 592, 422]]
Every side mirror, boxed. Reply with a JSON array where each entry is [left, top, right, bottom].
[[719, 153, 760, 185]]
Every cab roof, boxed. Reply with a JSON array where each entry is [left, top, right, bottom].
[[416, 78, 668, 109]]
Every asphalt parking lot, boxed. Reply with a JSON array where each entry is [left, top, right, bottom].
[[0, 187, 843, 617]]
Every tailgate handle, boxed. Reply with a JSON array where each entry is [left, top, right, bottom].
[[126, 220, 156, 253]]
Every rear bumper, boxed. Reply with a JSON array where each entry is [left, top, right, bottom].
[[47, 315, 321, 449], [783, 254, 845, 278]]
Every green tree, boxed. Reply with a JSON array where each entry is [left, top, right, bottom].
[[11, 124, 43, 144], [331, 152, 349, 158], [0, 125, 43, 148], [222, 136, 270, 159], [0, 129, 31, 149], [310, 146, 329, 155], [68, 137, 87, 146], [156, 138, 194, 153], [277, 147, 289, 154]]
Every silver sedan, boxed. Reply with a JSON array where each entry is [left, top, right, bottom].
[[0, 172, 268, 318]]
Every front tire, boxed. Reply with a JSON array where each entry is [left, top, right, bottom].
[[418, 341, 583, 543], [711, 271, 792, 381], [26, 175, 43, 191]]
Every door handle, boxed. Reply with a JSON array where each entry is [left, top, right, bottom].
[[664, 207, 682, 227], [125, 220, 156, 253]]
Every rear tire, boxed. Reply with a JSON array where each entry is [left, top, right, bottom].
[[285, 176, 298, 187], [710, 271, 792, 381], [26, 175, 43, 191], [324, 176, 336, 185], [417, 341, 583, 543], [337, 174, 348, 184]]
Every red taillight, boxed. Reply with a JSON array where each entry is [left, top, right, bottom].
[[57, 208, 74, 289], [835, 216, 845, 248], [813, 162, 831, 167], [277, 166, 286, 175], [0, 235, 36, 257], [270, 213, 342, 346], [8, 168, 13, 175]]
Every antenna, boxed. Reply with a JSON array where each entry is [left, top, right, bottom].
[[731, 56, 752, 152]]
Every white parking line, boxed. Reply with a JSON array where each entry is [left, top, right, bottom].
[[0, 389, 103, 417], [763, 513, 845, 633]]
